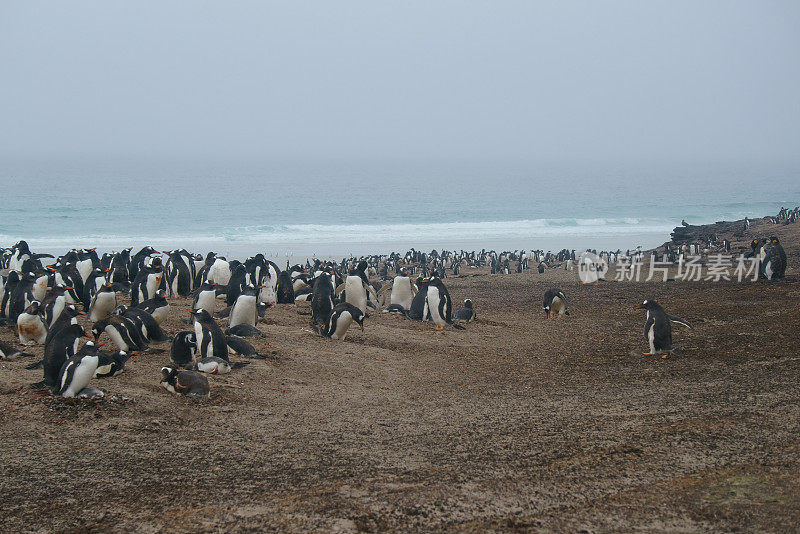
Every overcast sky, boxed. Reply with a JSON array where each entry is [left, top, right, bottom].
[[1, 1, 798, 164]]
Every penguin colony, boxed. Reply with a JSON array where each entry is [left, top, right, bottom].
[[0, 227, 791, 398]]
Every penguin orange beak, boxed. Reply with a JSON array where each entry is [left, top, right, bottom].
[[65, 286, 74, 290], [634, 305, 644, 310], [84, 333, 93, 339], [78, 311, 86, 315], [360, 323, 364, 331], [130, 351, 138, 355], [96, 342, 107, 347]]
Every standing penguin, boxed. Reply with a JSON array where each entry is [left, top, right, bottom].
[[190, 308, 229, 361], [543, 289, 569, 318], [30, 324, 91, 390], [406, 278, 431, 321], [425, 277, 464, 330], [276, 271, 295, 304], [764, 236, 787, 280], [229, 285, 259, 328], [130, 263, 163, 307], [45, 305, 85, 346], [91, 315, 149, 353], [313, 302, 365, 340], [55, 341, 102, 397], [170, 330, 197, 368], [192, 280, 218, 312], [634, 300, 693, 357], [310, 271, 336, 327], [137, 289, 170, 324], [89, 283, 117, 322], [389, 271, 416, 310], [17, 301, 48, 345]]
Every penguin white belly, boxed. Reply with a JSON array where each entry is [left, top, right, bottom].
[[50, 297, 66, 327], [94, 277, 107, 291], [195, 291, 216, 312], [180, 256, 194, 290], [90, 293, 116, 321], [344, 276, 367, 314], [94, 363, 113, 377], [33, 276, 49, 301], [331, 311, 353, 340], [208, 259, 231, 286], [551, 296, 566, 316], [229, 296, 257, 327], [77, 259, 93, 283], [145, 273, 162, 301], [258, 284, 276, 305], [194, 323, 206, 357], [61, 356, 99, 398], [426, 287, 445, 327], [293, 278, 308, 292], [151, 304, 169, 325], [106, 326, 130, 352], [390, 278, 413, 309], [18, 313, 47, 345]]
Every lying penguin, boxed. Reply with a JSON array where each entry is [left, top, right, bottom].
[[160, 366, 210, 398], [634, 300, 693, 358]]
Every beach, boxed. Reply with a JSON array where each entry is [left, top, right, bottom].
[[1, 215, 798, 532]]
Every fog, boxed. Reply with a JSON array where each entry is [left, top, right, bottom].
[[1, 1, 798, 165]]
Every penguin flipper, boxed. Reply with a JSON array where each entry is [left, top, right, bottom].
[[450, 322, 466, 330], [25, 359, 44, 369], [666, 314, 693, 329], [230, 361, 250, 369]]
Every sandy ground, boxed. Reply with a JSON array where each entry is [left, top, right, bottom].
[[1, 217, 799, 533]]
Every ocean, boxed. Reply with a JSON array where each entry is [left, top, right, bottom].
[[2, 156, 798, 260]]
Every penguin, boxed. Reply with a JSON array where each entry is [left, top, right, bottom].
[[192, 280, 218, 313], [207, 257, 232, 286], [91, 315, 149, 353], [190, 308, 229, 361], [425, 277, 464, 330], [109, 248, 132, 287], [225, 323, 264, 338], [55, 342, 101, 397], [39, 285, 71, 328], [165, 249, 194, 297], [0, 340, 34, 360], [191, 356, 249, 374], [94, 350, 134, 378], [170, 330, 197, 368], [45, 305, 85, 346], [137, 289, 170, 324], [130, 263, 163, 307], [382, 303, 408, 315], [389, 272, 416, 310], [31, 324, 91, 390], [32, 273, 50, 302], [313, 302, 365, 340], [228, 284, 259, 328], [764, 236, 787, 280], [225, 335, 268, 359], [160, 367, 210, 398], [634, 300, 693, 357], [276, 270, 295, 304], [311, 272, 336, 327], [129, 246, 159, 283], [7, 271, 37, 322], [407, 278, 431, 321], [81, 267, 109, 309], [114, 305, 170, 342], [543, 289, 569, 318], [89, 283, 117, 322], [453, 299, 476, 323], [17, 301, 48, 345]]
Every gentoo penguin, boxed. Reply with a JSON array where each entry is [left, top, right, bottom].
[[338, 260, 373, 314], [160, 367, 210, 398], [0, 340, 34, 360], [89, 283, 117, 322], [634, 300, 693, 357], [453, 299, 476, 323], [543, 289, 569, 318], [7, 271, 37, 322], [165, 249, 194, 297], [129, 246, 158, 283], [137, 289, 170, 324], [229, 285, 259, 328], [17, 301, 48, 345], [191, 356, 249, 374], [40, 284, 72, 328], [389, 272, 416, 310], [32, 273, 50, 302], [114, 305, 170, 343], [225, 323, 265, 338], [190, 308, 229, 361], [130, 264, 163, 307], [314, 302, 365, 340], [94, 350, 134, 378], [311, 272, 336, 327], [207, 257, 232, 286], [276, 271, 295, 304], [45, 305, 85, 346], [226, 335, 268, 359], [170, 330, 197, 368], [192, 280, 218, 312], [91, 315, 149, 353], [31, 324, 91, 390], [425, 277, 464, 330], [55, 342, 101, 397], [407, 278, 431, 321], [81, 267, 108, 308]]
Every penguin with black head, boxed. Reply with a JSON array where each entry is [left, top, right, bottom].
[[634, 299, 693, 358], [190, 308, 229, 361], [313, 302, 365, 340], [160, 366, 210, 398], [310, 271, 336, 327], [425, 276, 465, 330], [543, 289, 569, 318]]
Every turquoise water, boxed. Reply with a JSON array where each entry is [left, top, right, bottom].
[[2, 156, 798, 257]]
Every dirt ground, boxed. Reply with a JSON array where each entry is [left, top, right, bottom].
[[1, 218, 799, 533]]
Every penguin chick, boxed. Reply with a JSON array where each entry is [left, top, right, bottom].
[[453, 298, 476, 323]]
